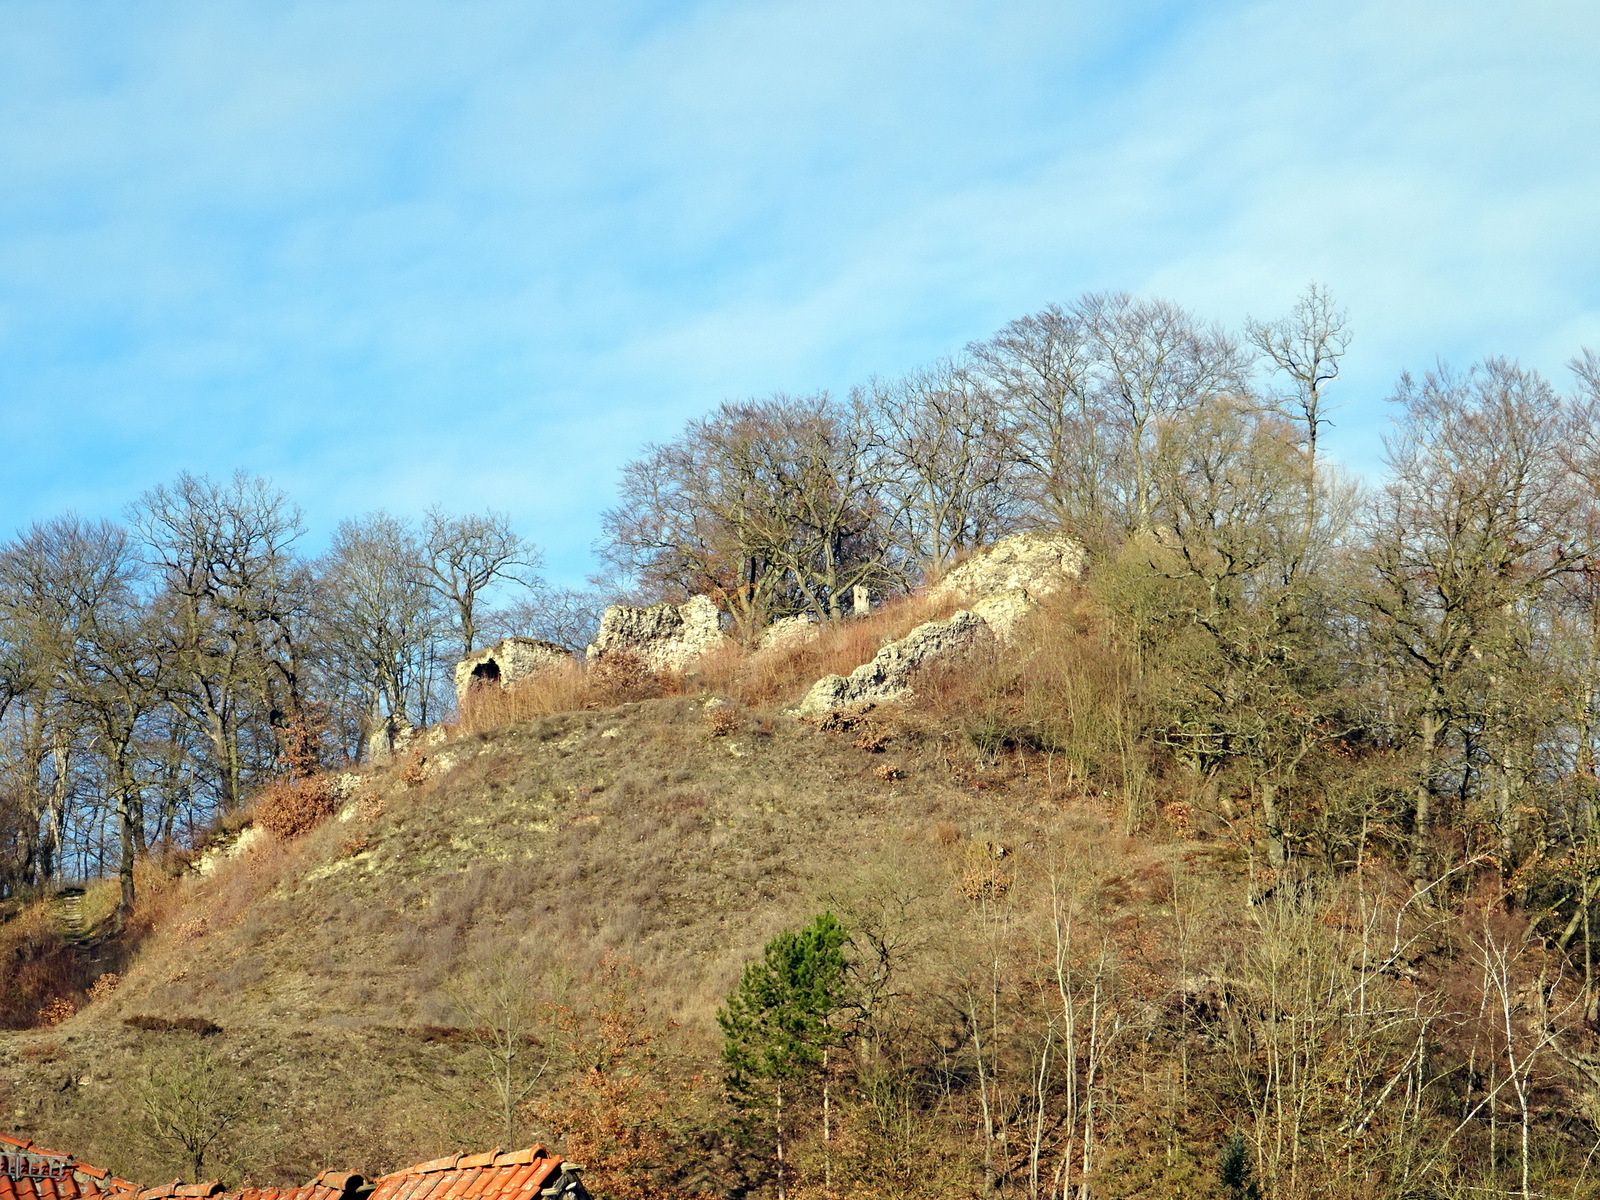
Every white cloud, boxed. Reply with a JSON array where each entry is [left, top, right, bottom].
[[0, 0, 1594, 578]]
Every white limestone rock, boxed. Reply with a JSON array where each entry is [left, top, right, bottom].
[[969, 589, 1039, 645], [363, 716, 414, 766], [797, 610, 995, 716], [755, 613, 821, 654], [586, 594, 728, 674], [191, 822, 267, 877], [454, 637, 572, 705], [930, 531, 1085, 604]]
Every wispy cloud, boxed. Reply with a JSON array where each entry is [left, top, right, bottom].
[[0, 0, 1594, 580]]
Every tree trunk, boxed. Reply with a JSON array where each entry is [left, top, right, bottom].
[[1410, 704, 1443, 882], [115, 775, 136, 930], [775, 1082, 786, 1200], [47, 731, 70, 883], [1260, 780, 1287, 868], [822, 1047, 832, 1193]]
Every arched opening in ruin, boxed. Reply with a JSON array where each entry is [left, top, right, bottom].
[[470, 659, 502, 689]]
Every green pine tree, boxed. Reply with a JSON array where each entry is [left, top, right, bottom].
[[718, 912, 849, 1200], [1219, 1131, 1262, 1200]]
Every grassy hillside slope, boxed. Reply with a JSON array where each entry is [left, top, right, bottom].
[[5, 592, 1597, 1200], [1, 682, 1192, 1189]]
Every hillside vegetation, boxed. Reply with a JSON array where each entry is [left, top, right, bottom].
[[1, 584, 1598, 1200], [7, 286, 1600, 1199]]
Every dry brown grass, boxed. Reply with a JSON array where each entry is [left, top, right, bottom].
[[456, 658, 681, 734], [456, 661, 592, 731], [0, 677, 1323, 1194], [0, 900, 75, 1028], [910, 589, 1156, 782], [13, 579, 1598, 1195], [697, 593, 965, 708], [0, 865, 181, 1029]]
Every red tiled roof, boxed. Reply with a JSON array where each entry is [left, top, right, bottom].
[[369, 1146, 581, 1200], [217, 1169, 363, 1200], [3, 1140, 583, 1200], [0, 1134, 138, 1200], [134, 1166, 365, 1200]]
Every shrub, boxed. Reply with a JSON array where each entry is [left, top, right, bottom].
[[528, 956, 716, 1200], [37, 996, 77, 1026], [702, 705, 741, 737], [87, 971, 122, 1003], [589, 651, 669, 705], [254, 775, 337, 840]]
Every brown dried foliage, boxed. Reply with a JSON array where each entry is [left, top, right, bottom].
[[525, 956, 714, 1200], [87, 972, 121, 1003], [36, 996, 77, 1026], [254, 775, 338, 840], [702, 705, 741, 737]]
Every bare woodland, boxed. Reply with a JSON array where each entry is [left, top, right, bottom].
[[9, 287, 1600, 1198]]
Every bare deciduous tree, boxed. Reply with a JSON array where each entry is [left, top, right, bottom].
[[420, 508, 542, 658], [870, 361, 1017, 583], [129, 471, 307, 811], [0, 518, 168, 923], [134, 1041, 252, 1182], [600, 394, 894, 638], [316, 513, 444, 751], [1361, 360, 1592, 877]]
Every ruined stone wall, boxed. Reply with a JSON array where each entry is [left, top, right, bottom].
[[585, 594, 727, 674], [452, 637, 572, 706], [796, 609, 995, 716], [928, 531, 1085, 604]]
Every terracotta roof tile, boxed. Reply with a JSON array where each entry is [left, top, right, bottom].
[[432, 1169, 474, 1200], [493, 1163, 538, 1200], [384, 1174, 436, 1200], [6, 1138, 581, 1200], [371, 1146, 578, 1200], [1, 1135, 136, 1200]]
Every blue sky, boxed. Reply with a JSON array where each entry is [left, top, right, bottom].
[[1, 0, 1597, 586]]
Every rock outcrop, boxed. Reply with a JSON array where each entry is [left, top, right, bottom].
[[360, 711, 458, 769], [364, 715, 414, 766], [586, 594, 727, 675], [924, 531, 1086, 646], [453, 637, 572, 705], [968, 589, 1038, 644], [755, 613, 820, 654], [797, 610, 995, 716], [930, 531, 1085, 604], [795, 532, 1088, 715]]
